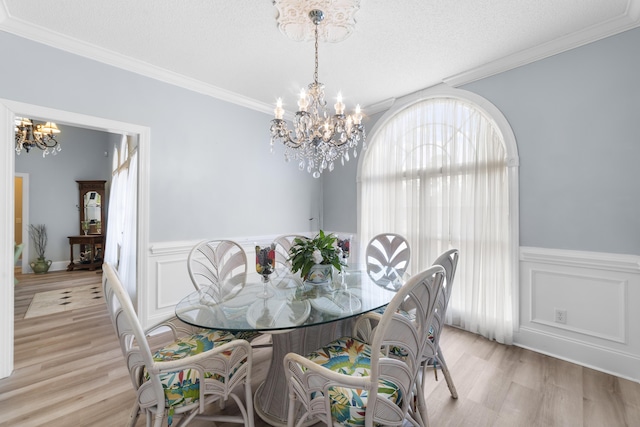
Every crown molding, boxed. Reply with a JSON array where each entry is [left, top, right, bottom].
[[443, 0, 640, 87], [362, 97, 395, 116], [0, 8, 275, 116], [2, 1, 639, 114], [444, 2, 640, 87]]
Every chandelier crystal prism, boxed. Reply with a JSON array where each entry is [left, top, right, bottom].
[[269, 9, 366, 178], [15, 117, 62, 157]]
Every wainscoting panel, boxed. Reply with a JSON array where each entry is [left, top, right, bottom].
[[530, 269, 626, 343], [517, 247, 640, 382], [155, 258, 194, 310]]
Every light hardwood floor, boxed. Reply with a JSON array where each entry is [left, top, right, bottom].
[[2, 270, 639, 426]]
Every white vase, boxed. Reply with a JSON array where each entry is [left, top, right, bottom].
[[305, 264, 333, 285]]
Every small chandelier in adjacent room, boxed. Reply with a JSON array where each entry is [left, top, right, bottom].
[[269, 9, 366, 178], [15, 117, 62, 157]]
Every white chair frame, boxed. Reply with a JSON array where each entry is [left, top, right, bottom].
[[284, 265, 444, 427], [273, 234, 308, 271], [418, 249, 459, 401], [365, 233, 411, 285], [187, 239, 248, 293], [103, 262, 255, 427]]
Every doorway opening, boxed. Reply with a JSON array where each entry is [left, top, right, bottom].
[[1, 99, 150, 379], [13, 173, 28, 274]]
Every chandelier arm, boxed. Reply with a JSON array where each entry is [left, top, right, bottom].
[[14, 119, 62, 156], [282, 134, 303, 149], [37, 137, 59, 149], [270, 119, 303, 149]]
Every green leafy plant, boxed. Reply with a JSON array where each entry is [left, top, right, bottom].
[[289, 230, 342, 279], [28, 224, 48, 259]]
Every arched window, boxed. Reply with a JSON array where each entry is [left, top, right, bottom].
[[358, 86, 519, 343]]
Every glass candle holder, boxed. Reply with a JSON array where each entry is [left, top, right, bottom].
[[255, 243, 276, 299], [337, 235, 352, 266]]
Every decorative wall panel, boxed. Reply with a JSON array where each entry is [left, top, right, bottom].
[[529, 269, 626, 343], [517, 246, 640, 381]]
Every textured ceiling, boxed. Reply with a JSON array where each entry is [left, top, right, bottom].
[[1, 0, 638, 116]]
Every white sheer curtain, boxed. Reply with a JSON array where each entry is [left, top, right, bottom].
[[118, 151, 137, 302], [359, 97, 513, 344], [104, 135, 137, 301], [104, 144, 122, 265]]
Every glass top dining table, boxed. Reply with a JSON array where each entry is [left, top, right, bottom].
[[174, 268, 401, 333], [174, 267, 402, 426]]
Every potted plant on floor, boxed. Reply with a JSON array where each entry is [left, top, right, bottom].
[[29, 224, 52, 274]]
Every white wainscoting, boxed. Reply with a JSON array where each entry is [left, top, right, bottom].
[[516, 247, 640, 382]]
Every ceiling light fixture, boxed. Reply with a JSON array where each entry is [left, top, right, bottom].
[[15, 117, 62, 157], [269, 9, 366, 178]]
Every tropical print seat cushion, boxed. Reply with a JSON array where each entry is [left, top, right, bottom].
[[148, 329, 242, 413], [232, 329, 261, 341], [303, 337, 403, 427]]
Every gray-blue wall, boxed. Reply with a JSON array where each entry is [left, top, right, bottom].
[[324, 27, 640, 256], [4, 24, 639, 259], [15, 124, 113, 262], [463, 27, 640, 255], [1, 30, 320, 250], [322, 109, 385, 234]]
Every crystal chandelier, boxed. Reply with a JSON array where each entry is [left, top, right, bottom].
[[15, 117, 62, 157], [269, 9, 366, 179]]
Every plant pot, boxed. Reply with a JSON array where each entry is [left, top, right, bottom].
[[30, 257, 52, 274], [305, 264, 333, 285]]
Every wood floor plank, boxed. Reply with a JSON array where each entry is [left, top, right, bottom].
[[1, 269, 639, 427], [466, 362, 512, 412], [583, 368, 628, 427], [536, 383, 583, 427], [498, 381, 543, 424]]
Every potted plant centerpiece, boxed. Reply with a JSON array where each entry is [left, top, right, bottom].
[[28, 224, 52, 274], [289, 230, 343, 285]]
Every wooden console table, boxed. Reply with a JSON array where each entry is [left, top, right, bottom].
[[67, 235, 104, 271]]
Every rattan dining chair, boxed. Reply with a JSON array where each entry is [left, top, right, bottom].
[[283, 265, 445, 427], [373, 248, 460, 423], [365, 233, 411, 286], [187, 239, 268, 344], [13, 242, 23, 284], [414, 248, 460, 422], [103, 262, 255, 427], [187, 239, 247, 293], [273, 234, 308, 271]]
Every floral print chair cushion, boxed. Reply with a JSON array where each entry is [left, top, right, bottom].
[[147, 329, 240, 415], [232, 330, 261, 342], [302, 337, 403, 427]]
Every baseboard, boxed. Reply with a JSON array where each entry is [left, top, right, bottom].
[[20, 260, 93, 274], [49, 261, 68, 272], [515, 326, 640, 383]]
